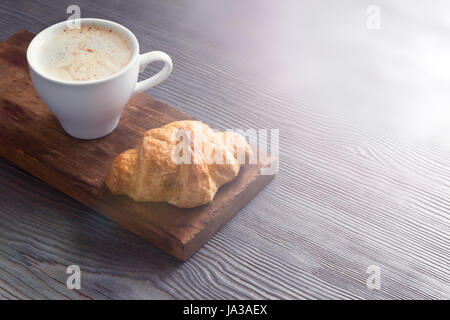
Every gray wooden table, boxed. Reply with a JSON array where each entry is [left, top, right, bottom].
[[0, 0, 449, 299]]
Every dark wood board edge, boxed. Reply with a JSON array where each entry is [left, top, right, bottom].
[[0, 137, 276, 261]]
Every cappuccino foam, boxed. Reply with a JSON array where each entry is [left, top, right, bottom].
[[38, 25, 132, 81]]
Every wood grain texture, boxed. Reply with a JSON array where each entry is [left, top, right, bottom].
[[0, 0, 449, 299], [0, 30, 274, 261]]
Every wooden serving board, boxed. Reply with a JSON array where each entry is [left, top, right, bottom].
[[0, 30, 275, 260]]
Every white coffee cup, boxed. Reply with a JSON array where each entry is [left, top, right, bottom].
[[26, 18, 173, 139]]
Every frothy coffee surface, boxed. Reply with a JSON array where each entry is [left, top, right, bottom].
[[39, 25, 132, 81]]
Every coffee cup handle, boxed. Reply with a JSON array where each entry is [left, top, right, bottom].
[[133, 51, 173, 95]]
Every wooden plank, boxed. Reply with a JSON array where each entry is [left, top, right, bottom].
[[0, 30, 274, 261]]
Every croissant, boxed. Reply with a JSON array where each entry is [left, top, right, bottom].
[[105, 120, 252, 208]]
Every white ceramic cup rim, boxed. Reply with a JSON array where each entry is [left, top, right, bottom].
[[26, 18, 140, 86]]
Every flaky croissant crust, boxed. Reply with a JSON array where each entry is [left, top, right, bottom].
[[106, 120, 252, 208]]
